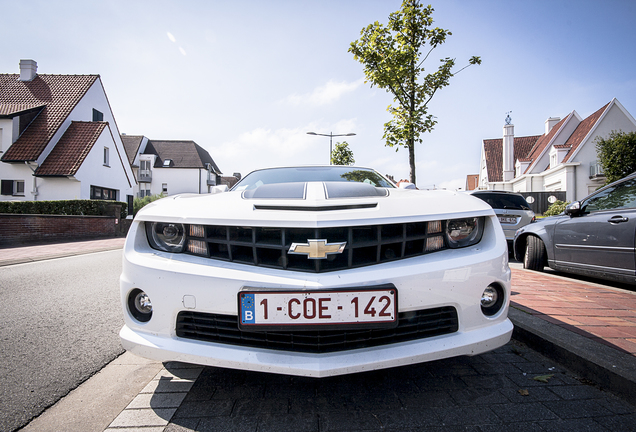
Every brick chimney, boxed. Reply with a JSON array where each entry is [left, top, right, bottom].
[[19, 59, 37, 82], [502, 123, 514, 182]]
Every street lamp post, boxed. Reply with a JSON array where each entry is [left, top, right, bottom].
[[306, 131, 356, 165]]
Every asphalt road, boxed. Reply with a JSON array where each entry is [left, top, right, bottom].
[[0, 250, 124, 432]]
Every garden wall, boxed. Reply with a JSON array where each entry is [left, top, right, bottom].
[[0, 214, 125, 245]]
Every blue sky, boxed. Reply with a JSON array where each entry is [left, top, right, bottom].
[[2, 0, 635, 189]]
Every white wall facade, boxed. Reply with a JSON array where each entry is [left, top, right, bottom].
[[74, 128, 133, 200], [146, 167, 209, 196]]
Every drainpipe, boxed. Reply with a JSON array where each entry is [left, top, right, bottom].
[[25, 161, 39, 200]]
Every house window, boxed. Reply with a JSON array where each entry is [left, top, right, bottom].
[[104, 147, 110, 166], [1, 180, 25, 196], [93, 109, 104, 122], [163, 159, 172, 167], [162, 183, 168, 194], [91, 185, 117, 200], [139, 160, 152, 180], [139, 185, 151, 197]]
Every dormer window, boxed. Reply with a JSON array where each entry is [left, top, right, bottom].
[[549, 146, 569, 169], [163, 159, 172, 167]]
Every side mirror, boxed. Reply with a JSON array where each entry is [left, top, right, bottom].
[[210, 185, 229, 194], [565, 201, 583, 216]]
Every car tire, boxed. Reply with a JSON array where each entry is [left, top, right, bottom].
[[524, 236, 545, 271]]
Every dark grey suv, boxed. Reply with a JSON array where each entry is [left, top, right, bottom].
[[469, 190, 535, 250], [514, 172, 636, 284]]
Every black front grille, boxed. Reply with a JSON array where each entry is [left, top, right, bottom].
[[182, 222, 447, 273], [175, 307, 458, 354]]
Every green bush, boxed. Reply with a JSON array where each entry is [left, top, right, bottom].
[[0, 199, 127, 219], [133, 194, 165, 214], [543, 200, 569, 217]]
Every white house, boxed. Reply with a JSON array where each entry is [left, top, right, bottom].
[[121, 135, 225, 197], [475, 98, 636, 202], [0, 60, 135, 203]]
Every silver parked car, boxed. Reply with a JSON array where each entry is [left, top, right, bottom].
[[514, 172, 636, 285], [469, 190, 535, 250]]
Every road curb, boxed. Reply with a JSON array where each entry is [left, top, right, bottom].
[[509, 307, 636, 406], [0, 247, 122, 267]]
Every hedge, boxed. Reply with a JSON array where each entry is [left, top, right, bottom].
[[0, 200, 128, 219]]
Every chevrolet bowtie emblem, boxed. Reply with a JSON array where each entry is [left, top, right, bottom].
[[288, 239, 347, 259]]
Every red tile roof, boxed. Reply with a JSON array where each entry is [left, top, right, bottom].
[[483, 135, 541, 182], [0, 103, 46, 117], [563, 103, 610, 162], [35, 121, 107, 176], [0, 74, 99, 162]]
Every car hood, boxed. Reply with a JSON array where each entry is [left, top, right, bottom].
[[135, 182, 494, 227]]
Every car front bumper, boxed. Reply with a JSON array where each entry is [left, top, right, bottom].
[[120, 218, 512, 377]]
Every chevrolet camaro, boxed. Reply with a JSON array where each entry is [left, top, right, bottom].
[[120, 166, 512, 377]]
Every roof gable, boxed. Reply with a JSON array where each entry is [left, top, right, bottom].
[[0, 74, 99, 162], [35, 121, 107, 176], [522, 115, 569, 174], [563, 102, 610, 162], [121, 134, 144, 165]]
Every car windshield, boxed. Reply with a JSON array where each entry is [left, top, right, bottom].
[[232, 166, 395, 191], [472, 193, 531, 211]]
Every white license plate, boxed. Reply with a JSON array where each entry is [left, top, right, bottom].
[[238, 286, 397, 330], [498, 216, 517, 224]]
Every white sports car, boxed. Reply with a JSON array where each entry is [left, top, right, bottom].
[[120, 166, 512, 377]]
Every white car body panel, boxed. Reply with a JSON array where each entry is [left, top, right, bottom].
[[120, 171, 513, 377]]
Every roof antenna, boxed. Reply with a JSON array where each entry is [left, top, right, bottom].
[[505, 111, 512, 125]]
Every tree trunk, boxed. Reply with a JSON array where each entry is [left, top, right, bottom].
[[409, 138, 416, 185]]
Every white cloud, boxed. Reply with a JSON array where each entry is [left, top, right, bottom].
[[179, 47, 187, 56], [213, 120, 359, 176], [283, 78, 364, 106], [167, 32, 176, 43]]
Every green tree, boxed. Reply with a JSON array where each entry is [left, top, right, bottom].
[[331, 141, 355, 165], [349, 0, 481, 184], [595, 130, 636, 184], [133, 194, 165, 215], [543, 200, 569, 217]]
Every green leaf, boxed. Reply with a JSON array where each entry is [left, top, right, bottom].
[[533, 374, 554, 383]]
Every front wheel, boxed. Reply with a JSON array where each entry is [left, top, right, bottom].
[[523, 236, 545, 271]]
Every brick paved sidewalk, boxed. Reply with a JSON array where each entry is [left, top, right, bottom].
[[510, 267, 636, 356], [0, 237, 126, 266]]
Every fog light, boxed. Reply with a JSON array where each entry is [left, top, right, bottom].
[[134, 291, 152, 314], [128, 288, 153, 322], [481, 284, 504, 317], [481, 286, 498, 308]]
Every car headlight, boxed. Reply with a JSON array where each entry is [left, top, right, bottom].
[[146, 222, 186, 253], [445, 217, 484, 248]]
